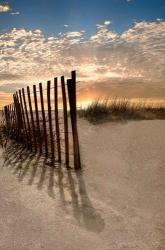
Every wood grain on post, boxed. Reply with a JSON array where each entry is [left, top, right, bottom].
[[33, 85, 42, 153], [7, 105, 11, 132], [18, 90, 28, 144], [13, 93, 22, 141], [8, 105, 12, 135], [12, 102, 17, 138], [2, 109, 5, 127], [61, 76, 69, 166], [13, 94, 19, 139], [22, 88, 32, 148], [4, 106, 9, 136], [67, 71, 81, 169], [15, 91, 24, 142], [9, 104, 14, 137], [47, 80, 55, 160], [15, 92, 24, 131], [54, 77, 61, 162], [1, 109, 3, 127], [13, 95, 18, 127], [8, 105, 12, 128], [12, 103, 16, 137], [27, 86, 37, 151], [39, 82, 48, 156], [4, 106, 9, 129], [10, 104, 14, 127], [8, 104, 12, 130]]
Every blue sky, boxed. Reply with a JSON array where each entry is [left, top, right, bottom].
[[0, 0, 165, 107], [0, 0, 164, 36]]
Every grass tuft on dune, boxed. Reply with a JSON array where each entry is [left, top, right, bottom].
[[78, 98, 165, 124]]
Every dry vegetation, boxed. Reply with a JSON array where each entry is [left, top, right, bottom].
[[78, 98, 165, 124]]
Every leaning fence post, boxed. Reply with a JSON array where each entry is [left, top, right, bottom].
[[47, 80, 55, 160], [2, 109, 5, 127], [27, 86, 37, 152], [18, 90, 28, 145], [67, 71, 81, 169], [12, 101, 17, 138], [11, 103, 16, 137], [13, 93, 23, 141], [8, 105, 12, 131], [61, 76, 69, 167], [33, 85, 42, 153], [15, 92, 23, 130], [54, 77, 61, 162], [39, 83, 48, 157], [22, 88, 32, 149], [10, 104, 13, 128], [4, 106, 9, 131]]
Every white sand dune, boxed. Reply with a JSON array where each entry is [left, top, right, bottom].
[[0, 119, 165, 250]]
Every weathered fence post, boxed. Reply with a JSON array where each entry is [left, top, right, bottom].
[[13, 103, 17, 138], [33, 85, 42, 153], [10, 104, 14, 128], [4, 106, 10, 130], [67, 71, 81, 169], [18, 90, 28, 145], [2, 109, 5, 127], [27, 86, 37, 151], [54, 77, 61, 162], [11, 103, 16, 137], [8, 105, 12, 130], [39, 82, 48, 157], [47, 80, 55, 160], [61, 76, 69, 167], [22, 88, 32, 149], [13, 93, 23, 141]]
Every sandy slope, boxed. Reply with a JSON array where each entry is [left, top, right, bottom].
[[0, 119, 165, 250]]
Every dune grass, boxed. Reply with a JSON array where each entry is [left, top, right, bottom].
[[78, 98, 165, 124]]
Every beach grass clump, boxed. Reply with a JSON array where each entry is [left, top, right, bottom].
[[78, 98, 165, 124]]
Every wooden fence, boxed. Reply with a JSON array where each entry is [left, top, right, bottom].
[[1, 71, 81, 169]]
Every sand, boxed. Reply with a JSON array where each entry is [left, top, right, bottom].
[[0, 119, 165, 250]]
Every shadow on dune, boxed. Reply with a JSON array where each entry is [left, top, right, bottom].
[[1, 142, 105, 233]]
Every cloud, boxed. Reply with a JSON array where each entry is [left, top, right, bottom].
[[104, 20, 112, 25], [11, 11, 20, 15], [0, 3, 11, 12], [65, 31, 83, 38], [0, 20, 164, 100], [0, 83, 26, 93], [64, 24, 69, 27], [90, 22, 118, 44]]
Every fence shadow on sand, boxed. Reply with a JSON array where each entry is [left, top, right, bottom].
[[1, 142, 105, 233]]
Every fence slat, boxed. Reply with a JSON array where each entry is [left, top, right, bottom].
[[33, 85, 42, 153], [13, 94, 22, 141], [67, 71, 81, 169], [8, 105, 12, 129], [10, 104, 14, 128], [54, 77, 61, 162], [39, 82, 48, 156], [27, 86, 37, 151], [47, 80, 55, 160], [4, 106, 9, 131], [22, 88, 32, 148], [12, 102, 17, 138], [61, 76, 69, 166], [16, 91, 24, 143], [10, 104, 16, 137], [18, 90, 28, 145]]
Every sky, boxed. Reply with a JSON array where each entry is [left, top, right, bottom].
[[0, 0, 165, 107]]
